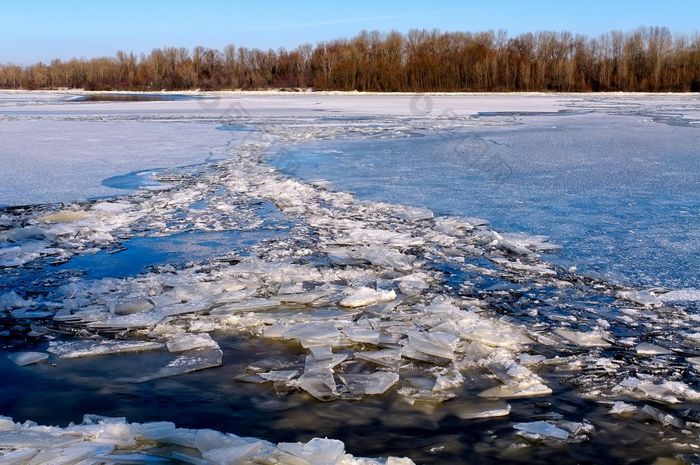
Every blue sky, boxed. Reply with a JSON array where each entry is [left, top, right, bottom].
[[2, 0, 699, 64]]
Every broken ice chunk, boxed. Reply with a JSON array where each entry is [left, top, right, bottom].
[[259, 370, 300, 383], [304, 353, 348, 371], [48, 340, 164, 359], [479, 380, 552, 399], [127, 349, 223, 383], [497, 232, 559, 254], [356, 349, 402, 369], [457, 314, 532, 348], [516, 353, 546, 366], [0, 430, 83, 448], [342, 326, 380, 345], [166, 333, 219, 353], [453, 401, 511, 420], [87, 312, 165, 330], [297, 367, 337, 401], [404, 330, 460, 361], [278, 438, 346, 465], [658, 289, 700, 303], [432, 367, 465, 392], [609, 401, 637, 415], [513, 421, 569, 440], [212, 298, 281, 314], [283, 323, 341, 348], [0, 291, 35, 310], [6, 351, 49, 366], [0, 449, 40, 463], [635, 342, 672, 355], [350, 246, 415, 272], [202, 441, 264, 464], [642, 404, 684, 428], [339, 287, 396, 308], [617, 290, 663, 307], [114, 297, 155, 316], [339, 372, 399, 395], [308, 346, 334, 361], [394, 273, 430, 296], [554, 328, 611, 347], [278, 289, 330, 305], [393, 206, 434, 222], [334, 228, 424, 248], [616, 377, 700, 403]]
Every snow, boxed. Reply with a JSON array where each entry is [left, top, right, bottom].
[[0, 119, 233, 206]]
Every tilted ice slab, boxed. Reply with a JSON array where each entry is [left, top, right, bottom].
[[6, 351, 49, 366], [48, 340, 165, 359]]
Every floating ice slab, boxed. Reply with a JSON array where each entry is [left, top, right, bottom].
[[202, 441, 264, 464], [609, 401, 637, 415], [343, 326, 381, 345], [339, 287, 396, 308], [617, 290, 663, 307], [479, 380, 552, 399], [641, 404, 684, 428], [166, 333, 219, 353], [259, 370, 300, 383], [114, 298, 155, 316], [127, 349, 223, 383], [513, 421, 569, 440], [87, 312, 166, 330], [0, 413, 410, 465], [659, 289, 700, 302], [356, 350, 402, 368], [278, 438, 346, 465], [212, 298, 281, 314], [554, 328, 611, 347], [6, 351, 49, 366], [453, 401, 511, 420], [405, 330, 460, 360], [393, 206, 434, 222], [635, 342, 672, 355], [617, 377, 700, 404], [339, 372, 400, 395], [351, 246, 415, 272], [297, 367, 338, 401], [283, 323, 341, 348], [48, 340, 164, 359]]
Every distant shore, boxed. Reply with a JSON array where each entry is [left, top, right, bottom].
[[1, 88, 698, 97]]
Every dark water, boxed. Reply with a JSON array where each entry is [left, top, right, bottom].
[[0, 334, 686, 465], [58, 230, 271, 280]]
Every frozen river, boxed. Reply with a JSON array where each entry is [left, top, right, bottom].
[[1, 91, 700, 465], [270, 111, 700, 290]]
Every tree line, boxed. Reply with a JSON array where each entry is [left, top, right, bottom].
[[2, 27, 699, 92]]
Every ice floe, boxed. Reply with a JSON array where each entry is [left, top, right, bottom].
[[0, 415, 414, 464]]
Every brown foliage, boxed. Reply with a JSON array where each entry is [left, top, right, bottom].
[[1, 28, 699, 92]]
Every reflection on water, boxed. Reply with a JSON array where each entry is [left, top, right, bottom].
[[58, 229, 272, 279]]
